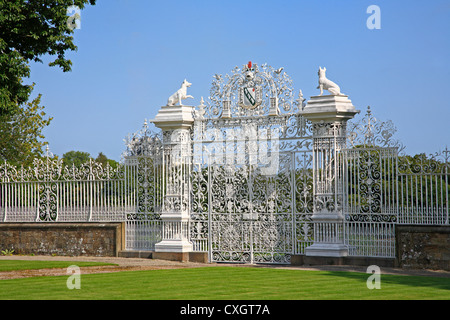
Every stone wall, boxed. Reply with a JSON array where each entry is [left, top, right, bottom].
[[396, 225, 450, 271], [0, 222, 124, 257]]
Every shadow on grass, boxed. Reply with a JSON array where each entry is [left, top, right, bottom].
[[322, 270, 450, 292]]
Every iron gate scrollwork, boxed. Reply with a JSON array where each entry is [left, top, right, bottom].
[[343, 107, 401, 257], [190, 62, 314, 264], [123, 121, 163, 250], [207, 153, 295, 264]]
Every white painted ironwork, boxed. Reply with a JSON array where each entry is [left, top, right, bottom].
[[151, 102, 195, 253], [397, 147, 449, 225], [342, 147, 398, 220], [0, 66, 448, 262], [125, 219, 161, 251], [1, 153, 127, 222], [122, 121, 164, 251], [347, 106, 405, 153], [344, 221, 395, 258], [343, 107, 399, 257], [191, 62, 313, 264]]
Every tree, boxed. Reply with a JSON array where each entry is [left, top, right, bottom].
[[0, 0, 96, 116], [95, 152, 108, 166], [95, 152, 119, 169], [0, 90, 52, 166], [0, 40, 30, 115], [0, 0, 96, 164], [62, 150, 91, 167], [62, 151, 119, 169]]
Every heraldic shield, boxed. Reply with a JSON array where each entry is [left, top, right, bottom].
[[238, 85, 262, 110]]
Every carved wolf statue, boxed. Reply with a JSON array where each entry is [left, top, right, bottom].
[[317, 67, 341, 96], [167, 79, 194, 106]]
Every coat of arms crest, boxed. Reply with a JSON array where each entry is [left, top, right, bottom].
[[238, 61, 262, 110]]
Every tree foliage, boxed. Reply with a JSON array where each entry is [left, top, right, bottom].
[[0, 0, 96, 115], [62, 150, 91, 167], [0, 0, 96, 165], [62, 151, 119, 169], [95, 152, 119, 169], [0, 90, 52, 166]]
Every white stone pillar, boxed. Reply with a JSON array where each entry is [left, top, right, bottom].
[[151, 105, 194, 258], [301, 94, 359, 257]]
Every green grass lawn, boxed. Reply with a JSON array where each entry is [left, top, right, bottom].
[[0, 265, 449, 300]]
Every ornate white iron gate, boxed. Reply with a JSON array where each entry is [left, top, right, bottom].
[[1, 62, 448, 264], [189, 62, 314, 264]]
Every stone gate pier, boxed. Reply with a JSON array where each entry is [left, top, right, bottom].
[[151, 103, 196, 261], [302, 94, 359, 260]]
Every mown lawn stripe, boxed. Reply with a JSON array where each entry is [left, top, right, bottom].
[[0, 267, 449, 300]]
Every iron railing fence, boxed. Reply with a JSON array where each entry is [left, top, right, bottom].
[[344, 221, 396, 258], [397, 151, 449, 225], [0, 158, 129, 222], [125, 219, 162, 251], [0, 147, 448, 258]]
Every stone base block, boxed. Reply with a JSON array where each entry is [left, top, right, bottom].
[[188, 252, 209, 263], [305, 243, 348, 257], [153, 251, 190, 262], [154, 239, 193, 253], [118, 250, 208, 263], [396, 225, 450, 271]]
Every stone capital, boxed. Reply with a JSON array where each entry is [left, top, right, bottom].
[[151, 105, 195, 131], [301, 94, 359, 123]]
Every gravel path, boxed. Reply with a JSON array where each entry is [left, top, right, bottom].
[[0, 255, 210, 279], [1, 255, 449, 280]]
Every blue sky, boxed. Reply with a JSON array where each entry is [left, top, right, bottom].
[[27, 0, 450, 161]]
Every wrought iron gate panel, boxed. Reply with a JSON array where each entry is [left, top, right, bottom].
[[293, 150, 314, 254], [343, 108, 401, 257], [123, 122, 164, 250], [2, 95, 449, 261], [206, 152, 296, 264], [210, 219, 293, 264], [190, 162, 209, 252], [188, 62, 314, 264], [343, 147, 398, 219]]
